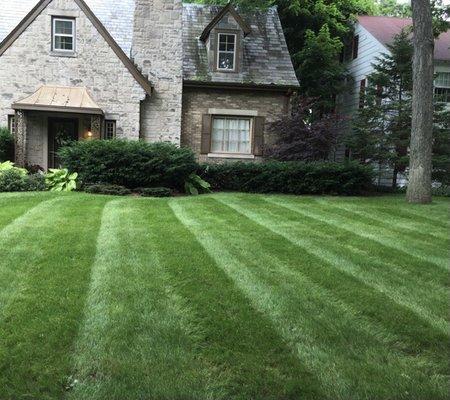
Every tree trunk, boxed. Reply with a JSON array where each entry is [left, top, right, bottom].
[[406, 0, 434, 203]]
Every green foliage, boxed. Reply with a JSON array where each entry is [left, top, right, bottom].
[[85, 184, 132, 196], [45, 169, 78, 192], [0, 161, 28, 176], [202, 161, 374, 195], [0, 169, 45, 192], [58, 140, 198, 190], [296, 26, 349, 112], [136, 187, 173, 198], [347, 31, 450, 187], [0, 127, 14, 162], [184, 173, 211, 196]]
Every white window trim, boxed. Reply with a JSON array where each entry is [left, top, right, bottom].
[[103, 120, 117, 140], [52, 17, 75, 52], [217, 33, 237, 72], [208, 108, 258, 117], [210, 115, 254, 156]]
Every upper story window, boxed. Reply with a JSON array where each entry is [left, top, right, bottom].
[[52, 17, 75, 52], [434, 72, 450, 103], [217, 33, 237, 71]]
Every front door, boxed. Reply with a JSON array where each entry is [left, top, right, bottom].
[[48, 118, 78, 169]]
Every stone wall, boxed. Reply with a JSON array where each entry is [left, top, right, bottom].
[[181, 86, 291, 162], [132, 0, 183, 144], [0, 0, 146, 142]]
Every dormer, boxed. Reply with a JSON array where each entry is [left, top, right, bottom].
[[200, 4, 251, 73]]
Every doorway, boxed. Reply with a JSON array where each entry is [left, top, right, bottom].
[[48, 118, 78, 168]]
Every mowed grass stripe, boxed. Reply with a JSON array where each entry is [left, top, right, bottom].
[[267, 196, 448, 270], [218, 194, 448, 333], [172, 196, 448, 400], [69, 200, 221, 400], [315, 198, 448, 242], [0, 192, 55, 231], [146, 199, 323, 400], [0, 194, 107, 400], [246, 195, 447, 318]]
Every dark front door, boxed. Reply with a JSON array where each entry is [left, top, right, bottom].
[[48, 118, 78, 168]]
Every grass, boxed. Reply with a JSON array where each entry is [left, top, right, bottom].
[[0, 192, 448, 400]]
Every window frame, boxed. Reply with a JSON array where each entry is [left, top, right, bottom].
[[434, 72, 450, 103], [103, 120, 116, 140], [52, 17, 76, 53], [210, 115, 253, 155], [352, 35, 359, 60], [8, 115, 16, 136], [216, 32, 238, 72]]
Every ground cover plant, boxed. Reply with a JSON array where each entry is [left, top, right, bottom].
[[0, 192, 448, 399]]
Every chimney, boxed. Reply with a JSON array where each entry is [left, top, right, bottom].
[[132, 0, 183, 144]]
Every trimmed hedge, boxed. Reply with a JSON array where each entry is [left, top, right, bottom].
[[201, 161, 374, 195], [85, 184, 132, 196], [136, 187, 173, 197], [0, 127, 14, 162], [0, 170, 46, 192], [58, 140, 198, 190]]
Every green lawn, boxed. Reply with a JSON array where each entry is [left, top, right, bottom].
[[0, 192, 448, 400]]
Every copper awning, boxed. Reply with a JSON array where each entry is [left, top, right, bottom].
[[12, 86, 103, 115]]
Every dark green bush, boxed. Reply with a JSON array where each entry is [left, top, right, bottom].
[[0, 127, 14, 162], [85, 184, 131, 196], [136, 187, 173, 197], [58, 140, 198, 190], [201, 161, 374, 195], [0, 170, 46, 192]]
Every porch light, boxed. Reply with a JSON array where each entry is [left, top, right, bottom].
[[86, 131, 93, 139]]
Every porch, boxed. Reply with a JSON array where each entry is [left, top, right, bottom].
[[12, 86, 105, 170]]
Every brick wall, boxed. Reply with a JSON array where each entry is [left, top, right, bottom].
[[181, 86, 291, 162]]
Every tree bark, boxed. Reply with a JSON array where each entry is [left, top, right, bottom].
[[406, 0, 434, 203]]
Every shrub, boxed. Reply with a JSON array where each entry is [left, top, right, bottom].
[[0, 160, 27, 176], [0, 127, 14, 162], [136, 187, 173, 197], [58, 140, 198, 191], [85, 184, 131, 196], [184, 174, 211, 196], [0, 169, 45, 192], [45, 169, 78, 192], [201, 161, 374, 195]]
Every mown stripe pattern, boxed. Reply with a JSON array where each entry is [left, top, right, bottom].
[[0, 192, 448, 400]]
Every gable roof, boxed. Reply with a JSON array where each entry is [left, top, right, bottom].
[[358, 15, 450, 62], [199, 3, 252, 42], [183, 3, 299, 89], [0, 0, 135, 55], [0, 0, 152, 94]]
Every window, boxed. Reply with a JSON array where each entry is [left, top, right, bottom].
[[352, 35, 359, 59], [359, 78, 366, 109], [434, 72, 450, 103], [217, 33, 236, 71], [8, 115, 16, 136], [52, 17, 75, 52], [103, 120, 116, 139], [211, 117, 251, 154]]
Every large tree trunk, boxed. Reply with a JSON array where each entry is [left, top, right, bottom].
[[406, 0, 434, 203]]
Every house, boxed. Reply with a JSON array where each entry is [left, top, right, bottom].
[[0, 0, 298, 169], [337, 16, 450, 186]]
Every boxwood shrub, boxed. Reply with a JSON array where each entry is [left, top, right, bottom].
[[58, 140, 198, 190], [0, 170, 46, 192], [201, 161, 374, 195]]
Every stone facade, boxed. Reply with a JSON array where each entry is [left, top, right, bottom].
[[132, 0, 183, 145], [181, 86, 291, 162], [0, 0, 146, 166]]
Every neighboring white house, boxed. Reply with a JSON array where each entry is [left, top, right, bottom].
[[337, 16, 450, 186]]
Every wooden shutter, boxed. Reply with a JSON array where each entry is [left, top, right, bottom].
[[253, 116, 265, 156], [201, 114, 212, 154]]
